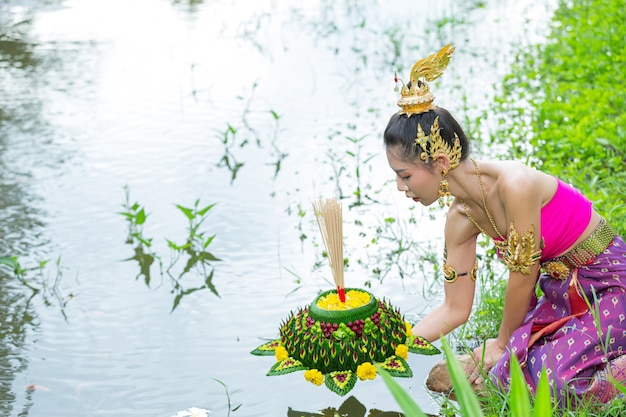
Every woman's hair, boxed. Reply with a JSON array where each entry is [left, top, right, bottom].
[[383, 106, 470, 166]]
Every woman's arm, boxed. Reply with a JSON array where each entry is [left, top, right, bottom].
[[411, 203, 479, 341], [469, 173, 543, 382]]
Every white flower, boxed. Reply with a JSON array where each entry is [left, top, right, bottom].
[[172, 407, 210, 417]]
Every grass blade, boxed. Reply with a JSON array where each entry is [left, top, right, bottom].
[[509, 354, 531, 417], [441, 338, 485, 417], [533, 367, 552, 417], [375, 364, 429, 417]]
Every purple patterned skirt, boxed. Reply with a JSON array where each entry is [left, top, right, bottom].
[[490, 235, 626, 404]]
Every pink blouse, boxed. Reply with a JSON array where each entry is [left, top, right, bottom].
[[492, 179, 592, 261], [540, 179, 592, 260]]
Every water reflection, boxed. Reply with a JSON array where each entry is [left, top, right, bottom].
[[1, 5, 57, 415], [287, 395, 423, 417], [170, 0, 205, 15], [0, 284, 37, 416]]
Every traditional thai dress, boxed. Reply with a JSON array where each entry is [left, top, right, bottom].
[[489, 179, 626, 404]]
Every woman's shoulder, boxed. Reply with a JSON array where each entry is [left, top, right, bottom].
[[445, 199, 480, 246], [491, 160, 557, 205]]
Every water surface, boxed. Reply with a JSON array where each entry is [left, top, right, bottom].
[[0, 1, 555, 415]]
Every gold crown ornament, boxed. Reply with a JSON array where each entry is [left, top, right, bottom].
[[395, 44, 455, 116]]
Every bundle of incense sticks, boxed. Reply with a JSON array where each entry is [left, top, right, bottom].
[[312, 198, 345, 302]]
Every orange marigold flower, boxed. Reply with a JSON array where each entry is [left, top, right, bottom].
[[356, 362, 377, 380], [274, 346, 289, 362], [304, 369, 324, 386], [395, 344, 409, 360]]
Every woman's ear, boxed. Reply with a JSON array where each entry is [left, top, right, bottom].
[[434, 153, 451, 173]]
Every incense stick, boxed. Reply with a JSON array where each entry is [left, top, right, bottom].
[[312, 198, 345, 301]]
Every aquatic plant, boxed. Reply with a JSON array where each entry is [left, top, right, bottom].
[[119, 185, 162, 285], [0, 255, 72, 318], [119, 188, 221, 311]]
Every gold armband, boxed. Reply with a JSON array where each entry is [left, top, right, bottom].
[[469, 261, 478, 281], [443, 261, 479, 284], [443, 264, 458, 283], [496, 222, 542, 275]]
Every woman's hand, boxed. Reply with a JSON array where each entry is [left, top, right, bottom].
[[466, 338, 506, 385]]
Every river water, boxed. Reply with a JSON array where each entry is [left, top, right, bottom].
[[0, 0, 555, 416]]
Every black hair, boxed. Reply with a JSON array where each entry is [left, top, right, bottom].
[[383, 106, 470, 166]]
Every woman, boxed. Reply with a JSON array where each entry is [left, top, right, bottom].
[[385, 44, 626, 404]]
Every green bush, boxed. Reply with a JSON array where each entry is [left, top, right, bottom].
[[492, 0, 626, 235]]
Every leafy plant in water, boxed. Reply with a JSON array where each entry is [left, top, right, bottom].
[[119, 188, 221, 311], [267, 109, 288, 179], [119, 185, 161, 285], [321, 128, 380, 208], [0, 255, 73, 319], [212, 378, 242, 417], [344, 134, 378, 208], [0, 255, 32, 290], [119, 185, 151, 246], [217, 123, 245, 184], [166, 199, 221, 311], [167, 199, 220, 275]]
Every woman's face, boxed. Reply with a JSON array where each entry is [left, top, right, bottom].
[[386, 146, 439, 206]]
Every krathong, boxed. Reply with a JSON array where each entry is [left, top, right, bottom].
[[251, 199, 440, 395], [252, 287, 440, 395]]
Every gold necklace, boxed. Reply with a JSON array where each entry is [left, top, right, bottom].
[[461, 158, 505, 240]]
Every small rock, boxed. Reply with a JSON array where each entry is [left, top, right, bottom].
[[425, 354, 486, 397]]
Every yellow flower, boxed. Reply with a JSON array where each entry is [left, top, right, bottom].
[[395, 344, 409, 360], [316, 290, 371, 310], [274, 346, 289, 362], [405, 321, 413, 335], [356, 362, 377, 380], [304, 369, 324, 386]]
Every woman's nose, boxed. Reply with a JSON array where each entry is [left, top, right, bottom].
[[396, 177, 407, 191]]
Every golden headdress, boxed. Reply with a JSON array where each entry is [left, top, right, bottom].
[[395, 44, 455, 116], [393, 44, 462, 170]]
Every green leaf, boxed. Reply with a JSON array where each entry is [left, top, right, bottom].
[[375, 365, 429, 417], [136, 208, 146, 225], [533, 368, 552, 417], [203, 235, 216, 249], [176, 205, 194, 220], [0, 257, 18, 268], [166, 239, 190, 251], [441, 338, 485, 417], [198, 203, 216, 216], [509, 353, 531, 417]]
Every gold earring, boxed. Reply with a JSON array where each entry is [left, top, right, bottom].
[[438, 169, 451, 207]]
